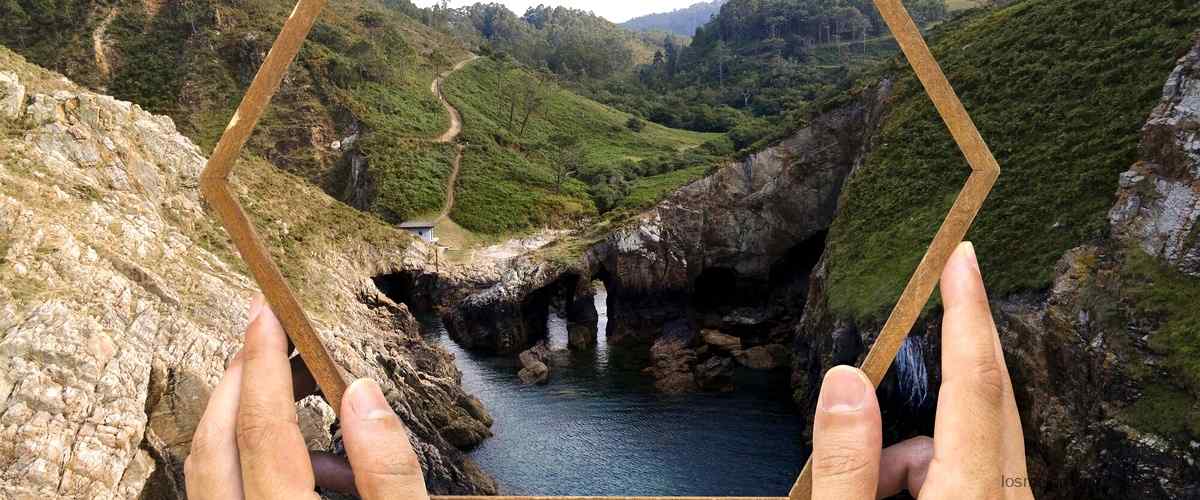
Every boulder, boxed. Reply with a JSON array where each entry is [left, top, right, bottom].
[[647, 320, 700, 393], [701, 329, 742, 351], [297, 396, 336, 451], [0, 70, 24, 120], [734, 344, 793, 370], [695, 356, 735, 392], [518, 361, 550, 385], [440, 410, 493, 449], [518, 342, 551, 385]]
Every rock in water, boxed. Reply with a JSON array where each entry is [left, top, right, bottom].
[[695, 356, 735, 392], [647, 320, 699, 393], [517, 341, 551, 384], [0, 48, 495, 497], [701, 329, 742, 351], [734, 344, 792, 370], [518, 361, 550, 385]]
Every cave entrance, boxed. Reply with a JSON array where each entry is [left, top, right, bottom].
[[769, 230, 828, 291], [520, 272, 606, 353], [371, 270, 437, 313], [767, 229, 829, 311], [692, 267, 742, 310]]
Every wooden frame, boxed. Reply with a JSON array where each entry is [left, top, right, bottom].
[[197, 0, 1000, 498]]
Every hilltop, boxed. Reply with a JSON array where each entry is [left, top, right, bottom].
[[619, 0, 727, 37]]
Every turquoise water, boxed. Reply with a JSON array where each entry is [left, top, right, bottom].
[[421, 289, 808, 496]]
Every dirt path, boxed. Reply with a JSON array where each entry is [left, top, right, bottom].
[[439, 144, 463, 220], [429, 55, 478, 221], [92, 7, 118, 82], [432, 55, 479, 144]]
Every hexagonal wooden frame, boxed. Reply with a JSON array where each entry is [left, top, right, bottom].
[[197, 0, 1000, 498]]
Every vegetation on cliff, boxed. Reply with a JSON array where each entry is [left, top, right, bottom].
[[824, 0, 1200, 321]]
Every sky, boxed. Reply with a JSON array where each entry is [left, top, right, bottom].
[[411, 0, 705, 24]]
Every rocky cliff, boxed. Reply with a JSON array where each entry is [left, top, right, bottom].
[[0, 47, 495, 498]]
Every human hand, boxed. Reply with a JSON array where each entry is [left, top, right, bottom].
[[184, 295, 431, 499], [810, 242, 1034, 499]]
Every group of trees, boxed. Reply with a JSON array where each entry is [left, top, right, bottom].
[[493, 62, 554, 141], [444, 4, 639, 81]]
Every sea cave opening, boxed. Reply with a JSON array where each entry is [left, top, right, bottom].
[[371, 270, 438, 313]]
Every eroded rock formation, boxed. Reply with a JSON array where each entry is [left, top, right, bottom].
[[0, 50, 495, 498], [442, 80, 892, 393]]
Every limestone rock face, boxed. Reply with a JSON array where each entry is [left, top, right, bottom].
[[0, 51, 495, 498], [596, 80, 892, 345], [0, 70, 24, 120], [1111, 39, 1200, 276]]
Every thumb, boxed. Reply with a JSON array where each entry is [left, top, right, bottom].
[[811, 365, 882, 500], [341, 379, 430, 500]]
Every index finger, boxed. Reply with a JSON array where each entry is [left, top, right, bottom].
[[237, 295, 317, 498], [928, 242, 1008, 495]]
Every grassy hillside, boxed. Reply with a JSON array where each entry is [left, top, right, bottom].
[[443, 56, 723, 233], [823, 0, 1200, 321]]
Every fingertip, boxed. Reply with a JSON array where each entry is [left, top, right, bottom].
[[248, 293, 266, 322], [244, 298, 287, 353], [344, 378, 396, 421], [941, 242, 987, 307], [818, 365, 874, 414], [341, 380, 427, 499]]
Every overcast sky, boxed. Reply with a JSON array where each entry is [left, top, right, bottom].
[[411, 0, 704, 24]]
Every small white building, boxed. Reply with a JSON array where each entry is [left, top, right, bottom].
[[399, 221, 436, 243]]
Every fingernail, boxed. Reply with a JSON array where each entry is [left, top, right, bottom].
[[248, 294, 266, 323], [346, 378, 394, 420], [226, 350, 244, 370], [960, 241, 979, 273], [819, 366, 869, 413]]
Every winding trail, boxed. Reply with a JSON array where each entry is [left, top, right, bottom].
[[430, 54, 479, 221], [92, 7, 118, 83]]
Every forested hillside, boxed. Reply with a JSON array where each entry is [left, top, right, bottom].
[[619, 0, 727, 37], [439, 4, 671, 81], [584, 0, 950, 151]]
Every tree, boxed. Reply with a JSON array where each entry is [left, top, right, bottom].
[[712, 40, 731, 88], [663, 35, 680, 77], [626, 117, 646, 132], [515, 70, 553, 139], [548, 134, 583, 192]]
